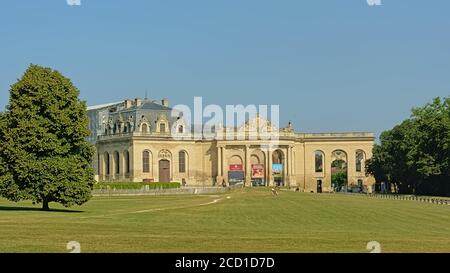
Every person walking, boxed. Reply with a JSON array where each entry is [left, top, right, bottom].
[[271, 187, 278, 196]]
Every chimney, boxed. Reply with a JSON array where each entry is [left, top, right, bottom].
[[162, 98, 169, 107], [124, 99, 133, 108], [135, 98, 142, 107]]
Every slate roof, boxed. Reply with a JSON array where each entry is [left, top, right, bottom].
[[138, 100, 172, 111]]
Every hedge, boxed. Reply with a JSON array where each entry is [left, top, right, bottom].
[[94, 182, 181, 190]]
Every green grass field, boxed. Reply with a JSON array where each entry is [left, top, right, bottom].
[[1, 188, 450, 253]]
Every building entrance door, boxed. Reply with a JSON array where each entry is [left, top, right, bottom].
[[159, 160, 170, 182], [317, 180, 323, 193]]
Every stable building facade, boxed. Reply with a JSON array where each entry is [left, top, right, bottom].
[[87, 98, 375, 192]]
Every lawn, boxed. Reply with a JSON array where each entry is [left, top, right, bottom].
[[1, 188, 450, 253]]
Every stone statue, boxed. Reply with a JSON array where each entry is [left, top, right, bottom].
[[117, 114, 124, 133], [128, 116, 134, 132], [107, 118, 114, 134]]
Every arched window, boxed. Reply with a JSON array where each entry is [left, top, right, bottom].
[[356, 150, 365, 172], [272, 150, 283, 164], [179, 151, 186, 173], [143, 151, 150, 173], [114, 151, 120, 175], [125, 151, 130, 174], [178, 125, 184, 133], [142, 123, 148, 134], [105, 152, 110, 175], [315, 151, 324, 173], [272, 150, 284, 186]]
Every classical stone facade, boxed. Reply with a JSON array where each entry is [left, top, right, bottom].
[[87, 98, 375, 192]]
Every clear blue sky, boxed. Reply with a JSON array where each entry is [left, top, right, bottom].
[[1, 0, 449, 138]]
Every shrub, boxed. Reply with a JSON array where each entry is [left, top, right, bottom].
[[94, 182, 181, 190]]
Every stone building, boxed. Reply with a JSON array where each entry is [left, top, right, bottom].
[[87, 98, 375, 192]]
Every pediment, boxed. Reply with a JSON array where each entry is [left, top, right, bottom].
[[239, 115, 277, 132]]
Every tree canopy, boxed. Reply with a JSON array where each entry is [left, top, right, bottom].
[[0, 64, 95, 210], [366, 97, 450, 196]]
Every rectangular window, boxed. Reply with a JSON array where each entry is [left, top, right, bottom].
[[179, 151, 186, 173], [143, 151, 150, 173]]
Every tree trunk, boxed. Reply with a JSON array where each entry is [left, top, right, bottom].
[[42, 200, 50, 211]]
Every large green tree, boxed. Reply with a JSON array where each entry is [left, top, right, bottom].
[[366, 97, 450, 196], [0, 64, 95, 210], [331, 172, 347, 188], [407, 97, 450, 195]]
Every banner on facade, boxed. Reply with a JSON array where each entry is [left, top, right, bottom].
[[272, 164, 283, 178], [229, 164, 243, 171], [251, 164, 264, 178]]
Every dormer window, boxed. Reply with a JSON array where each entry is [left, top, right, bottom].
[[142, 123, 149, 134], [156, 113, 169, 133], [160, 123, 166, 133]]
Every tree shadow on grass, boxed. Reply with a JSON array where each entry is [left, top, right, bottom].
[[0, 206, 84, 213]]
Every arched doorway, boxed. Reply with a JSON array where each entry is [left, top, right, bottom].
[[124, 150, 130, 175], [272, 150, 285, 186], [317, 180, 323, 193], [159, 160, 170, 182], [228, 155, 244, 186], [114, 151, 120, 176], [250, 151, 265, 187], [104, 152, 110, 178], [331, 150, 348, 192], [355, 150, 365, 173]]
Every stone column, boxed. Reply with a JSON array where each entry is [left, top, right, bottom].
[[119, 151, 125, 180], [291, 146, 295, 175], [287, 146, 293, 187], [216, 145, 223, 186], [218, 146, 222, 177], [347, 150, 356, 190], [268, 148, 273, 187], [154, 156, 159, 183], [129, 147, 134, 182], [285, 146, 290, 187], [98, 151, 103, 181], [325, 151, 332, 193], [109, 153, 114, 181], [131, 145, 140, 182], [245, 145, 251, 187]]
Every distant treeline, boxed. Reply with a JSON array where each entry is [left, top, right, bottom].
[[366, 97, 450, 197]]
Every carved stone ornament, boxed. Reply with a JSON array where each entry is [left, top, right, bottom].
[[158, 149, 172, 159]]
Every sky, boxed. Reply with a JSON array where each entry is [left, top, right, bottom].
[[0, 0, 449, 138]]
